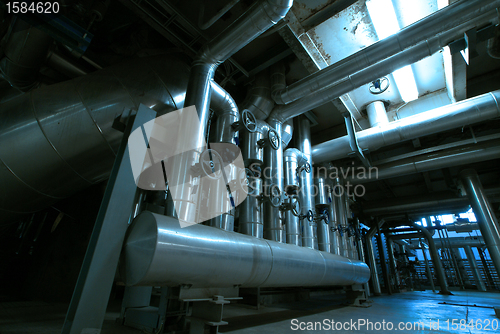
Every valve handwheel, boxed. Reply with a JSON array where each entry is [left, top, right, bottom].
[[269, 184, 282, 207], [291, 196, 301, 217], [199, 149, 223, 179], [241, 109, 257, 133], [268, 129, 280, 150]]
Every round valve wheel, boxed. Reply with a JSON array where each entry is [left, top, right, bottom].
[[241, 109, 257, 133], [268, 129, 280, 150], [369, 76, 389, 95], [291, 196, 301, 217], [306, 209, 314, 222]]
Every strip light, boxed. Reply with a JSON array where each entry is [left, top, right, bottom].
[[366, 0, 419, 102]]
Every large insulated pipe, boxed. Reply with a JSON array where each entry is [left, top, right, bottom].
[[238, 173, 263, 238], [365, 221, 384, 296], [121, 212, 371, 288], [240, 69, 275, 120], [0, 18, 53, 91], [207, 81, 240, 231], [350, 140, 500, 184], [296, 116, 316, 249], [171, 0, 292, 226], [0, 56, 189, 224], [313, 90, 500, 163], [464, 245, 487, 292], [263, 119, 285, 242], [460, 169, 500, 278], [284, 148, 308, 245], [315, 176, 331, 252], [366, 101, 389, 128], [272, 0, 500, 105], [269, 11, 498, 123], [410, 222, 451, 295]]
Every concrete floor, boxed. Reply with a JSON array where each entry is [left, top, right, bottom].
[[1, 291, 499, 333]]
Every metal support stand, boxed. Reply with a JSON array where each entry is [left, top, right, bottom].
[[346, 284, 372, 308], [62, 105, 157, 334]]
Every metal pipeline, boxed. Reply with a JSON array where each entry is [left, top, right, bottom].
[[272, 0, 500, 105], [460, 169, 500, 278], [171, 0, 292, 226], [410, 222, 451, 295], [0, 56, 189, 224], [263, 119, 284, 242], [296, 116, 316, 249], [365, 221, 385, 296], [284, 148, 308, 246], [464, 245, 488, 292], [350, 140, 500, 184], [315, 176, 331, 252], [269, 11, 499, 123], [366, 101, 389, 128], [313, 90, 500, 163], [120, 211, 371, 288], [0, 18, 53, 91], [210, 80, 239, 144], [240, 70, 275, 120]]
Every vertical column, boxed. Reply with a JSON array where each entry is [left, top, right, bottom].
[[464, 246, 487, 292], [460, 169, 500, 278], [296, 116, 316, 249]]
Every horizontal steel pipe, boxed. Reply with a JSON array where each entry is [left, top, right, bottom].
[[313, 90, 500, 163], [270, 12, 498, 124], [121, 212, 370, 288], [273, 0, 500, 104]]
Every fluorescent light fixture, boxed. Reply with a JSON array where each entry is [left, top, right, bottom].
[[393, 66, 419, 102], [366, 0, 419, 103]]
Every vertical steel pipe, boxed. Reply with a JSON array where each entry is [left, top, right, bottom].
[[296, 116, 316, 249], [366, 101, 389, 128], [411, 222, 451, 295], [263, 119, 284, 242], [460, 169, 500, 278], [464, 245, 487, 292], [315, 176, 331, 252]]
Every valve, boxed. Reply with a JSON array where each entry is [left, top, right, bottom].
[[192, 149, 224, 179], [232, 109, 257, 133], [296, 162, 311, 176], [258, 128, 280, 150], [266, 183, 283, 207]]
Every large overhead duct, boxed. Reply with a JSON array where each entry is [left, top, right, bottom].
[[272, 0, 500, 105], [120, 212, 371, 288], [0, 56, 190, 224], [268, 11, 498, 123], [0, 18, 53, 91], [313, 90, 500, 163], [350, 139, 500, 184]]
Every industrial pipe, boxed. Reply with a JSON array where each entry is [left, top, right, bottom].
[[272, 0, 500, 104], [366, 101, 389, 128], [410, 222, 451, 295], [365, 220, 384, 296], [0, 18, 53, 91], [296, 116, 316, 249], [350, 140, 500, 184], [313, 90, 500, 163], [270, 11, 498, 124], [171, 0, 292, 226], [121, 212, 371, 288], [460, 169, 500, 278], [464, 245, 487, 292], [0, 56, 190, 224]]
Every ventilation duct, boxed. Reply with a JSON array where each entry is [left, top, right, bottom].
[[313, 90, 500, 163], [0, 56, 190, 224]]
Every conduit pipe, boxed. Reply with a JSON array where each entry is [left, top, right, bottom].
[[0, 18, 53, 91], [296, 116, 316, 249], [272, 0, 500, 105], [175, 0, 292, 225], [349, 139, 500, 184], [284, 148, 308, 246], [0, 56, 190, 224], [464, 245, 487, 292], [410, 222, 451, 295], [269, 12, 498, 123], [460, 169, 500, 278], [313, 90, 500, 163], [365, 220, 384, 296], [366, 101, 389, 128], [121, 212, 371, 288]]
